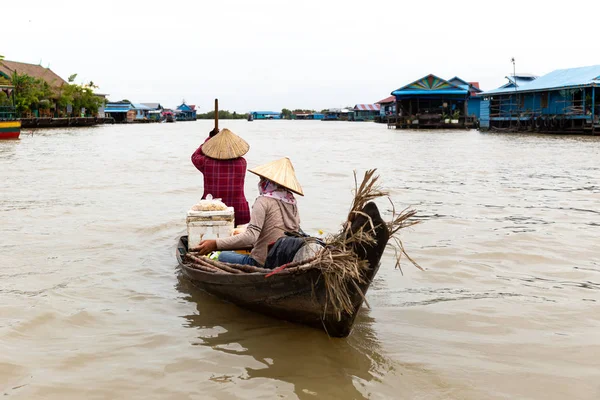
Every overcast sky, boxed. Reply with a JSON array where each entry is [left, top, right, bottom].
[[3, 0, 597, 112]]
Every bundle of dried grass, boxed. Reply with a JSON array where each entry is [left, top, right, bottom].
[[315, 169, 421, 320]]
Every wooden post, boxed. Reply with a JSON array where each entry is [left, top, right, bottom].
[[214, 98, 219, 131], [592, 86, 596, 122]]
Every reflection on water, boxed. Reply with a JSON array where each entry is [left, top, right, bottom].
[[175, 275, 390, 399], [2, 121, 600, 399]]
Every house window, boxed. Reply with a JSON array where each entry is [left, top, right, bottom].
[[541, 92, 548, 108]]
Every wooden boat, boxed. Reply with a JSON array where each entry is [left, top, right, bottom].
[[0, 86, 21, 139], [176, 202, 390, 337], [0, 120, 21, 139]]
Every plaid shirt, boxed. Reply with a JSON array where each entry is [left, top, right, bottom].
[[191, 137, 251, 226]]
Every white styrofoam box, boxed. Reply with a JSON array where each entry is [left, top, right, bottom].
[[186, 207, 235, 249], [186, 207, 235, 218]]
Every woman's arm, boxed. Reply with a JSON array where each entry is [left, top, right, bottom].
[[190, 133, 216, 172], [216, 199, 267, 250]]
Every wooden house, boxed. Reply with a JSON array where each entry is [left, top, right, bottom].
[[479, 65, 600, 134], [292, 112, 324, 120], [377, 96, 396, 116], [388, 74, 480, 129], [0, 59, 68, 117], [323, 108, 353, 121], [176, 103, 197, 121], [351, 104, 380, 121], [105, 102, 135, 123], [132, 103, 152, 120], [141, 103, 163, 121], [249, 111, 282, 120]]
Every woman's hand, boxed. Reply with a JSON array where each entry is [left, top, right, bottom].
[[194, 239, 217, 255]]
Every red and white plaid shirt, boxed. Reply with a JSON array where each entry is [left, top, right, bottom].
[[191, 137, 251, 226]]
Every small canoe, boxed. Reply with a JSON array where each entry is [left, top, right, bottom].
[[0, 120, 21, 140], [176, 202, 389, 338]]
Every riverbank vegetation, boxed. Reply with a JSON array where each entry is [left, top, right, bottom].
[[196, 110, 248, 120], [0, 68, 104, 117]]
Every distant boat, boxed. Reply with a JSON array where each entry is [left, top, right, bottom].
[[0, 86, 21, 139], [0, 120, 21, 139], [163, 111, 175, 123]]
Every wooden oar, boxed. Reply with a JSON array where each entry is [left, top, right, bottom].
[[214, 98, 219, 131]]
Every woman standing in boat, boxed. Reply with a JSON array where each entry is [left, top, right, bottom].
[[194, 157, 302, 266], [191, 128, 251, 226]]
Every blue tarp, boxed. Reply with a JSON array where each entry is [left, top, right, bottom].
[[483, 65, 600, 95]]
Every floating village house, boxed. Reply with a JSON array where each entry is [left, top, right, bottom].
[[141, 103, 163, 121], [0, 60, 67, 117], [0, 59, 108, 119], [104, 102, 136, 123], [479, 65, 600, 134], [132, 103, 152, 120], [388, 74, 481, 129], [377, 96, 396, 117], [351, 104, 380, 121], [176, 103, 197, 121], [249, 111, 282, 120], [324, 108, 353, 121], [292, 112, 324, 120]]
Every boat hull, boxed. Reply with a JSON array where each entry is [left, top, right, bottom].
[[176, 236, 380, 337], [0, 121, 21, 139]]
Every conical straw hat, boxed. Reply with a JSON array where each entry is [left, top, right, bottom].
[[202, 128, 249, 160], [249, 157, 304, 196]]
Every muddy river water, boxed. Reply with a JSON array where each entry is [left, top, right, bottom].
[[1, 120, 599, 399]]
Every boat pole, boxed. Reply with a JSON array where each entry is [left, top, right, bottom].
[[214, 98, 219, 131]]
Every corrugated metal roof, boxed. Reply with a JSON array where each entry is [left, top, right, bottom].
[[392, 89, 467, 96], [141, 102, 162, 109], [483, 65, 600, 95], [392, 74, 468, 96], [377, 95, 396, 104], [354, 104, 380, 111], [105, 103, 133, 110], [250, 111, 281, 115], [133, 103, 152, 110]]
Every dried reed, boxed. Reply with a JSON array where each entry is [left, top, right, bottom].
[[314, 169, 420, 320]]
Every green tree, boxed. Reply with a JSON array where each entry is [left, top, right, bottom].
[[196, 110, 248, 120], [0, 91, 10, 106], [11, 72, 53, 114], [281, 108, 292, 119]]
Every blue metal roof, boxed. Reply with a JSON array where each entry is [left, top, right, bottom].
[[132, 103, 152, 110], [448, 77, 470, 90], [483, 65, 600, 95], [104, 108, 130, 113], [392, 74, 469, 97], [105, 103, 133, 110], [250, 111, 281, 115]]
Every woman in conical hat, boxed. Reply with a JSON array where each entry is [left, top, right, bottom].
[[191, 128, 251, 226], [194, 157, 303, 266]]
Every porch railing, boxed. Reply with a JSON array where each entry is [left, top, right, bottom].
[[0, 106, 18, 120]]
